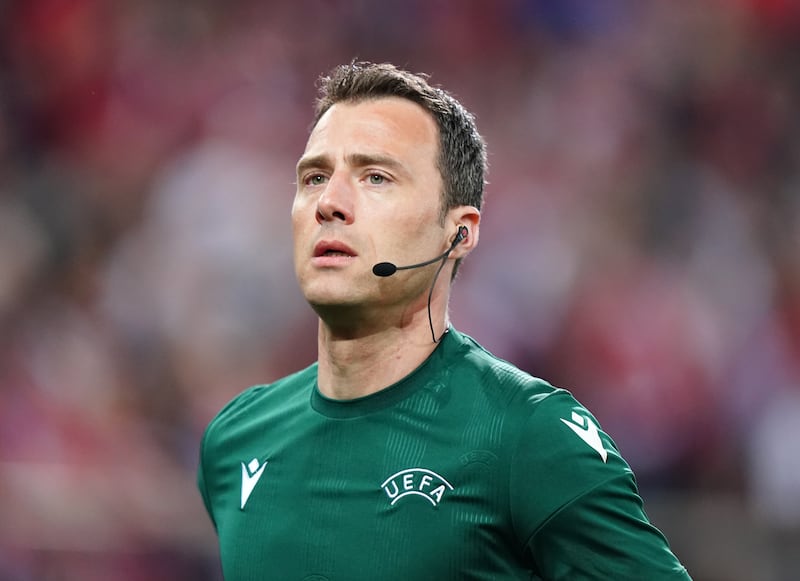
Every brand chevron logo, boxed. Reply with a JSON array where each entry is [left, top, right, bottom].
[[561, 411, 608, 463], [240, 457, 268, 510]]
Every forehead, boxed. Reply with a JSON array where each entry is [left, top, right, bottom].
[[304, 97, 440, 162]]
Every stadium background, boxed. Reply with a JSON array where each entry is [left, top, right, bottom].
[[0, 0, 798, 579]]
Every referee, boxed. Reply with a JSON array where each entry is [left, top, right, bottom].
[[197, 61, 692, 580]]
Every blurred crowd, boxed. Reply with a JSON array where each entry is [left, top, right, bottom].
[[0, 0, 798, 579]]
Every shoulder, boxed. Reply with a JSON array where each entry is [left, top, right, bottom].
[[447, 328, 567, 413], [200, 363, 318, 449], [449, 328, 630, 491]]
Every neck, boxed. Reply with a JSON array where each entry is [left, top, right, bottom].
[[315, 296, 450, 400]]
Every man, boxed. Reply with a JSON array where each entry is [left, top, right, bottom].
[[197, 61, 692, 580]]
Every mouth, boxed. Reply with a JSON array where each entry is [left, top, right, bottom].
[[313, 241, 358, 259]]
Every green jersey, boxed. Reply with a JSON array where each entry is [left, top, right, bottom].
[[198, 328, 691, 580]]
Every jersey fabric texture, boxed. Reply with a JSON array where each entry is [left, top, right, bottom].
[[198, 327, 691, 580]]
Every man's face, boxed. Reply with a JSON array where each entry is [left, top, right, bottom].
[[292, 97, 446, 315]]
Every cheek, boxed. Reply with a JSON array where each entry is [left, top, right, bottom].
[[291, 196, 312, 232], [290, 203, 311, 260], [290, 194, 303, 223]]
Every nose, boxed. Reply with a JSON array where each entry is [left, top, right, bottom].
[[316, 173, 355, 225]]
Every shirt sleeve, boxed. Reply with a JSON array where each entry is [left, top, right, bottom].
[[509, 390, 692, 580], [196, 420, 218, 531]]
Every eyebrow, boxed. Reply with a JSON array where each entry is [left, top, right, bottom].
[[295, 152, 410, 180], [347, 153, 407, 175], [295, 154, 331, 179]]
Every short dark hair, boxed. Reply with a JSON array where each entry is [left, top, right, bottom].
[[313, 61, 487, 220]]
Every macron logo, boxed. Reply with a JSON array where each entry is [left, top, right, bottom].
[[561, 412, 608, 463], [240, 458, 268, 510]]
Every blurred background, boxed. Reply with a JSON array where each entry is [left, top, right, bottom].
[[0, 0, 798, 579]]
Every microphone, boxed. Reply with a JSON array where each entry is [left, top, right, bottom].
[[372, 226, 468, 277]]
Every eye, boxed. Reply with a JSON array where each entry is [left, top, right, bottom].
[[367, 173, 386, 185], [304, 173, 327, 186]]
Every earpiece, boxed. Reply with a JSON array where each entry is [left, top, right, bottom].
[[372, 225, 469, 278], [372, 222, 471, 342], [454, 225, 468, 245]]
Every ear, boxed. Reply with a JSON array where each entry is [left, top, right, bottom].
[[446, 205, 480, 260]]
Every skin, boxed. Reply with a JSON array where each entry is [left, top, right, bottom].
[[293, 97, 480, 400]]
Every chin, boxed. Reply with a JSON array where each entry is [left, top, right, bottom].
[[302, 282, 362, 310]]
